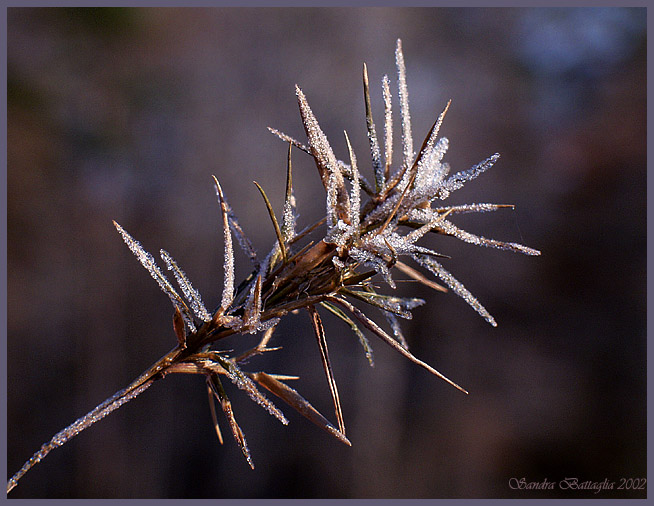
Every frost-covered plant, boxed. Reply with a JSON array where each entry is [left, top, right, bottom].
[[7, 39, 540, 494]]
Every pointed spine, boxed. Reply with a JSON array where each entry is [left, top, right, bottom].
[[212, 176, 235, 315]]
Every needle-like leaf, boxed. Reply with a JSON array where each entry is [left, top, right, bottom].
[[207, 374, 254, 469], [212, 176, 236, 315], [161, 249, 211, 322], [249, 371, 350, 446], [254, 181, 287, 264], [328, 295, 468, 394], [307, 305, 346, 436], [281, 141, 296, 242], [363, 63, 383, 192], [320, 300, 374, 366], [113, 221, 195, 329]]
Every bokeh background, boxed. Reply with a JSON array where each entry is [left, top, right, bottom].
[[7, 7, 646, 499]]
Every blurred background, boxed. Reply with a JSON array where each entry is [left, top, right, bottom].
[[7, 7, 646, 498]]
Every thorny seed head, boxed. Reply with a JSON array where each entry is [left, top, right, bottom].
[[8, 39, 540, 494]]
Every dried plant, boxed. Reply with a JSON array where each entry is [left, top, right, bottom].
[[7, 39, 540, 494]]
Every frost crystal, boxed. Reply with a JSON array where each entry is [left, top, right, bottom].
[[113, 221, 195, 329], [382, 74, 393, 182], [395, 39, 414, 172], [161, 250, 211, 322], [413, 253, 497, 327], [213, 177, 236, 311], [436, 153, 500, 200]]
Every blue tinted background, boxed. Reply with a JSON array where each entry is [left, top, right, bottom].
[[7, 7, 646, 498]]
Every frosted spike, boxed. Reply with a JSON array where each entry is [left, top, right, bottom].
[[281, 142, 296, 242], [345, 288, 424, 319], [338, 160, 375, 196], [243, 275, 263, 333], [320, 301, 374, 367], [219, 357, 288, 425], [267, 127, 311, 155], [295, 85, 349, 220], [437, 153, 500, 200], [213, 176, 236, 312], [434, 219, 541, 256], [431, 203, 515, 215], [410, 244, 450, 259], [326, 171, 339, 228], [363, 63, 383, 191], [383, 310, 409, 349], [416, 136, 449, 191], [404, 209, 452, 244], [161, 250, 211, 323], [425, 101, 451, 156], [413, 254, 497, 326], [328, 295, 468, 394], [343, 131, 361, 236], [226, 201, 258, 266], [7, 378, 154, 494], [325, 219, 351, 250], [382, 74, 393, 183], [113, 221, 193, 327], [395, 39, 414, 173], [350, 247, 395, 289]]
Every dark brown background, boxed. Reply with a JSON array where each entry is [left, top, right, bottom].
[[7, 7, 646, 498]]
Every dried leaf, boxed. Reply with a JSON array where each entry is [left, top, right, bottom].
[[307, 306, 346, 436], [207, 374, 254, 469], [172, 307, 186, 348], [249, 372, 351, 446]]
